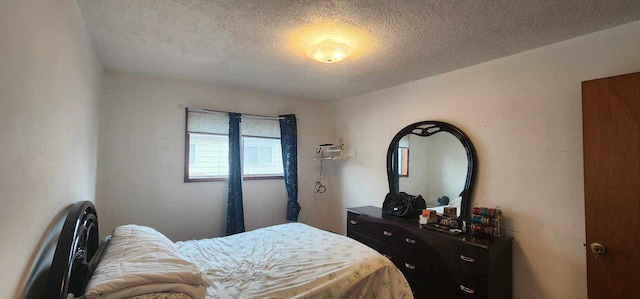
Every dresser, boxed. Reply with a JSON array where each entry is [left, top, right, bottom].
[[347, 206, 512, 299]]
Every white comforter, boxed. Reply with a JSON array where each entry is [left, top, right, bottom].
[[175, 223, 413, 299], [85, 225, 208, 299]]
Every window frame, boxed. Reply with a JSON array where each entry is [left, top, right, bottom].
[[398, 147, 410, 177], [184, 110, 284, 182]]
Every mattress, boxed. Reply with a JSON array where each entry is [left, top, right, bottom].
[[174, 223, 413, 299]]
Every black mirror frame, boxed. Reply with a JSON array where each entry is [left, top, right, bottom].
[[386, 121, 477, 220]]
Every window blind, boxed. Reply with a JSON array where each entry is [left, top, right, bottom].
[[187, 110, 281, 137], [241, 117, 280, 138], [187, 110, 228, 135]]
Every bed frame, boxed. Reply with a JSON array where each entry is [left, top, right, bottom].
[[44, 201, 99, 299]]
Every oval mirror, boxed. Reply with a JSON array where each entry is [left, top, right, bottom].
[[386, 121, 477, 219]]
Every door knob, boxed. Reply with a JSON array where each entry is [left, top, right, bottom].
[[590, 242, 606, 257]]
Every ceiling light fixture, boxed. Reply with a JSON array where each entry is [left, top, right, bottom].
[[307, 39, 353, 63]]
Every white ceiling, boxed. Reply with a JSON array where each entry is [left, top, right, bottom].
[[78, 0, 640, 102]]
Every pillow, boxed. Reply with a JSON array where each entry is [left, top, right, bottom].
[[88, 235, 112, 273], [84, 225, 207, 299], [437, 196, 450, 206]]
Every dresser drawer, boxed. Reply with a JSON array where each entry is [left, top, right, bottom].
[[347, 231, 451, 298], [398, 256, 447, 283], [398, 255, 454, 298], [347, 231, 402, 264], [454, 277, 488, 299], [400, 228, 450, 266], [347, 212, 404, 248], [347, 211, 379, 236], [346, 206, 512, 299], [450, 244, 489, 280]]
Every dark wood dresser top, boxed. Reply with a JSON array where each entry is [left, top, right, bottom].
[[347, 206, 512, 249], [347, 205, 513, 299]]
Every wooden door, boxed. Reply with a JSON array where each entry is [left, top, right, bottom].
[[583, 72, 640, 299]]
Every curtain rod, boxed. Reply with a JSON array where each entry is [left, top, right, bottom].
[[178, 104, 287, 120]]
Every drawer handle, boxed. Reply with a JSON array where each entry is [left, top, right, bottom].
[[383, 231, 393, 237], [350, 220, 358, 225], [383, 254, 392, 259], [460, 285, 475, 294], [460, 255, 475, 263], [404, 263, 416, 270], [405, 238, 416, 244]]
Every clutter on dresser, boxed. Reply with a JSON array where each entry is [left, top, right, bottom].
[[418, 209, 436, 224], [470, 206, 503, 237], [347, 206, 513, 299], [419, 208, 463, 235], [382, 192, 427, 218], [443, 206, 457, 217]]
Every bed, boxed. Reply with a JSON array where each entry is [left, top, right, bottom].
[[42, 201, 413, 299]]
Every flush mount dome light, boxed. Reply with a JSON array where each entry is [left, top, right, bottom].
[[307, 39, 353, 63]]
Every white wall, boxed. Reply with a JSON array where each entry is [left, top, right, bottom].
[[328, 21, 640, 299], [97, 71, 330, 241], [0, 0, 103, 297]]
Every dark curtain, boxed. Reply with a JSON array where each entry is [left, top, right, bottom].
[[226, 113, 245, 235], [279, 114, 301, 221]]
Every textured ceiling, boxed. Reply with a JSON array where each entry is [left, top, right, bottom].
[[78, 0, 640, 102]]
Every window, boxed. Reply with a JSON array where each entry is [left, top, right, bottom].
[[244, 145, 273, 164], [242, 137, 283, 176], [240, 117, 283, 178], [398, 135, 409, 177], [185, 109, 283, 182], [188, 144, 196, 164]]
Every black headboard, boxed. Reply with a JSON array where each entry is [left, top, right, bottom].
[[44, 201, 99, 299]]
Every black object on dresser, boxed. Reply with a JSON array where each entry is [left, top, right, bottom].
[[347, 206, 512, 299]]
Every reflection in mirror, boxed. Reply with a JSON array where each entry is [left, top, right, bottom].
[[387, 121, 476, 219], [397, 136, 410, 177], [397, 133, 467, 216]]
